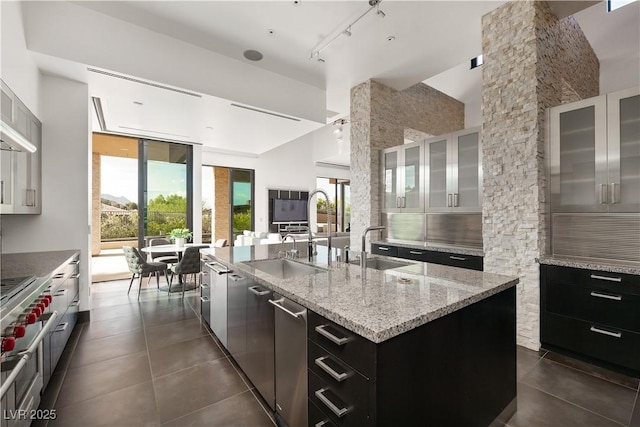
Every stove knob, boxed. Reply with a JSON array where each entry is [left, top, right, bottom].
[[37, 302, 46, 313], [26, 313, 37, 324], [43, 294, 53, 304], [1, 337, 16, 352], [31, 306, 42, 318], [13, 325, 26, 338], [40, 297, 50, 308]]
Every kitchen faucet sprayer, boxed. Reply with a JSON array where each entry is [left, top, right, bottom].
[[360, 226, 386, 270], [307, 189, 332, 265]]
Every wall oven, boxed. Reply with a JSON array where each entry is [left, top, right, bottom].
[[1, 277, 59, 427]]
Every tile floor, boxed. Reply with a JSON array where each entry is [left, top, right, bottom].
[[34, 278, 640, 427]]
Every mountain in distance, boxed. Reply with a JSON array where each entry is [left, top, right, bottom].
[[101, 194, 132, 206]]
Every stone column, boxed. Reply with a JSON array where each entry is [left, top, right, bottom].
[[349, 80, 464, 251], [481, 1, 598, 350], [91, 152, 101, 255]]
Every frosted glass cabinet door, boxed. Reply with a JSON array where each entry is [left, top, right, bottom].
[[608, 89, 640, 213], [456, 132, 481, 209], [383, 150, 399, 210], [0, 150, 12, 209], [403, 144, 424, 210], [427, 139, 448, 209], [549, 96, 608, 212]]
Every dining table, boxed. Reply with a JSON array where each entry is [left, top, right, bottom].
[[140, 243, 210, 292]]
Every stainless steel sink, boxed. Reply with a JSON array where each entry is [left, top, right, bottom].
[[350, 258, 411, 270], [243, 259, 326, 279]]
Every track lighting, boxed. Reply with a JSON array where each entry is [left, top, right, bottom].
[[376, 5, 386, 18]]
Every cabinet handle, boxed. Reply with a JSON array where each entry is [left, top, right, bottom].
[[590, 291, 622, 301], [54, 289, 67, 296], [315, 421, 329, 427], [200, 297, 209, 303], [377, 246, 389, 251], [401, 196, 406, 208], [207, 262, 229, 275], [53, 322, 69, 333], [268, 298, 306, 319], [315, 388, 348, 418], [1, 180, 4, 204], [70, 260, 80, 265], [409, 250, 423, 255], [53, 273, 65, 279], [315, 356, 349, 382], [609, 183, 619, 204], [449, 255, 466, 261], [590, 274, 622, 283], [200, 283, 209, 289], [589, 326, 621, 338], [315, 324, 349, 346], [598, 184, 608, 205], [70, 300, 80, 307], [249, 285, 270, 296], [229, 274, 243, 282], [396, 197, 401, 208], [447, 194, 452, 207], [453, 193, 459, 207], [71, 273, 80, 279], [26, 189, 36, 207]]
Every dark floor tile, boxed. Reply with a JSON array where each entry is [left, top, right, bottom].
[[47, 381, 159, 427], [54, 323, 84, 373], [138, 297, 191, 315], [69, 330, 147, 368], [543, 350, 640, 390], [39, 371, 66, 414], [517, 346, 545, 380], [148, 335, 224, 378], [631, 392, 640, 427], [507, 383, 623, 427], [145, 317, 207, 350], [161, 390, 274, 427], [56, 351, 151, 408], [80, 314, 143, 341], [154, 358, 248, 423], [89, 303, 141, 322], [521, 358, 636, 425]]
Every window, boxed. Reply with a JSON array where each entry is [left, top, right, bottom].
[[608, 0, 636, 12], [316, 177, 350, 233]]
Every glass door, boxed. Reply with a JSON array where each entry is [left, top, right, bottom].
[[426, 138, 448, 210], [230, 168, 254, 245], [382, 149, 399, 210], [138, 140, 192, 249], [455, 130, 481, 210], [402, 143, 424, 211]]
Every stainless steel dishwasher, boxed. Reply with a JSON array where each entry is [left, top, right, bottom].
[[270, 293, 307, 427], [206, 261, 230, 347]]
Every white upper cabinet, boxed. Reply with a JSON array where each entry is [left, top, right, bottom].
[[549, 87, 640, 213], [381, 141, 425, 212]]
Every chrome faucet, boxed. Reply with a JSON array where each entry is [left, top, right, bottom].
[[360, 226, 386, 270], [281, 234, 298, 259], [307, 189, 332, 265]]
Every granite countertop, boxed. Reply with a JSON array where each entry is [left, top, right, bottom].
[[538, 256, 640, 276], [1, 250, 80, 280], [201, 245, 517, 344], [371, 240, 484, 257]]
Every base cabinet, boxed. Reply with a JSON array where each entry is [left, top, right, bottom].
[[541, 264, 640, 375], [373, 243, 483, 271]]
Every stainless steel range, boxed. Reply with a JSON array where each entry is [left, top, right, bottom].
[[1, 275, 59, 427]]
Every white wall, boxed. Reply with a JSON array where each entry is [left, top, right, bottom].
[[2, 75, 91, 311]]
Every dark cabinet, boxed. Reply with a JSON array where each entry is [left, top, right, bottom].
[[541, 264, 640, 374], [370, 244, 398, 258], [376, 243, 483, 271]]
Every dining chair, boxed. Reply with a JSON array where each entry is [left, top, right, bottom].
[[148, 237, 179, 265], [123, 246, 170, 299], [168, 246, 206, 297], [214, 239, 227, 247]]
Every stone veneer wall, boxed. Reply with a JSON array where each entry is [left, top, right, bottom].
[[213, 167, 230, 243], [481, 0, 598, 350], [91, 153, 101, 255], [349, 80, 464, 251]]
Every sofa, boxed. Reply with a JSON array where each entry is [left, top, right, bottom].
[[234, 231, 351, 249]]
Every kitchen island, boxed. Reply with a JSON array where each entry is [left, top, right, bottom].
[[201, 244, 518, 426]]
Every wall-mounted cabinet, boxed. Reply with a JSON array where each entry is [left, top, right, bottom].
[[381, 141, 424, 212], [548, 87, 640, 213], [425, 127, 482, 212], [1, 80, 42, 214]]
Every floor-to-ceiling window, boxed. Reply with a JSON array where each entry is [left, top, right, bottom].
[[230, 169, 254, 244], [201, 165, 214, 243], [316, 177, 350, 233]]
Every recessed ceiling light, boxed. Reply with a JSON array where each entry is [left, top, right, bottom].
[[387, 36, 396, 42], [243, 50, 264, 61], [267, 29, 275, 36]]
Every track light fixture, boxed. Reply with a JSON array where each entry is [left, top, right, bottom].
[[332, 118, 349, 143], [376, 5, 386, 18]]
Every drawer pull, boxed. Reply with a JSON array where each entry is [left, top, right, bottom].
[[377, 246, 389, 251], [590, 326, 621, 338], [315, 356, 348, 382], [53, 322, 69, 333], [53, 273, 65, 279], [54, 289, 67, 296], [449, 255, 466, 261], [70, 273, 80, 279], [590, 274, 622, 283], [409, 251, 423, 255], [589, 291, 622, 301], [200, 283, 209, 289], [70, 260, 80, 265], [70, 300, 80, 307], [315, 325, 349, 346], [315, 421, 329, 427], [200, 297, 209, 303], [315, 388, 348, 418], [249, 286, 271, 296]]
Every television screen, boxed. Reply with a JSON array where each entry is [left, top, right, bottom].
[[273, 199, 308, 223]]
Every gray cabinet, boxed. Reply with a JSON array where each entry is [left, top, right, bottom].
[[425, 127, 482, 212], [381, 141, 425, 212], [0, 80, 42, 215], [548, 87, 640, 213]]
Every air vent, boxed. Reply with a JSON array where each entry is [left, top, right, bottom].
[[230, 103, 301, 122], [87, 68, 202, 98], [118, 126, 189, 138]]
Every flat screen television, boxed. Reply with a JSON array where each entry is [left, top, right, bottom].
[[273, 199, 308, 223]]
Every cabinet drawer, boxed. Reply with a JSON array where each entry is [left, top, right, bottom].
[[397, 247, 430, 262], [546, 281, 640, 333], [309, 370, 369, 427], [426, 251, 483, 271], [309, 399, 338, 427], [543, 265, 640, 294], [543, 313, 640, 372], [309, 340, 368, 400], [308, 311, 375, 378], [371, 244, 397, 257]]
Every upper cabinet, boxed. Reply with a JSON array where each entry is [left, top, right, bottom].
[[1, 80, 42, 215], [548, 87, 640, 213], [381, 141, 425, 212], [425, 127, 482, 213]]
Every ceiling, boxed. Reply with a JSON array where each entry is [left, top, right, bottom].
[[27, 0, 640, 160]]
